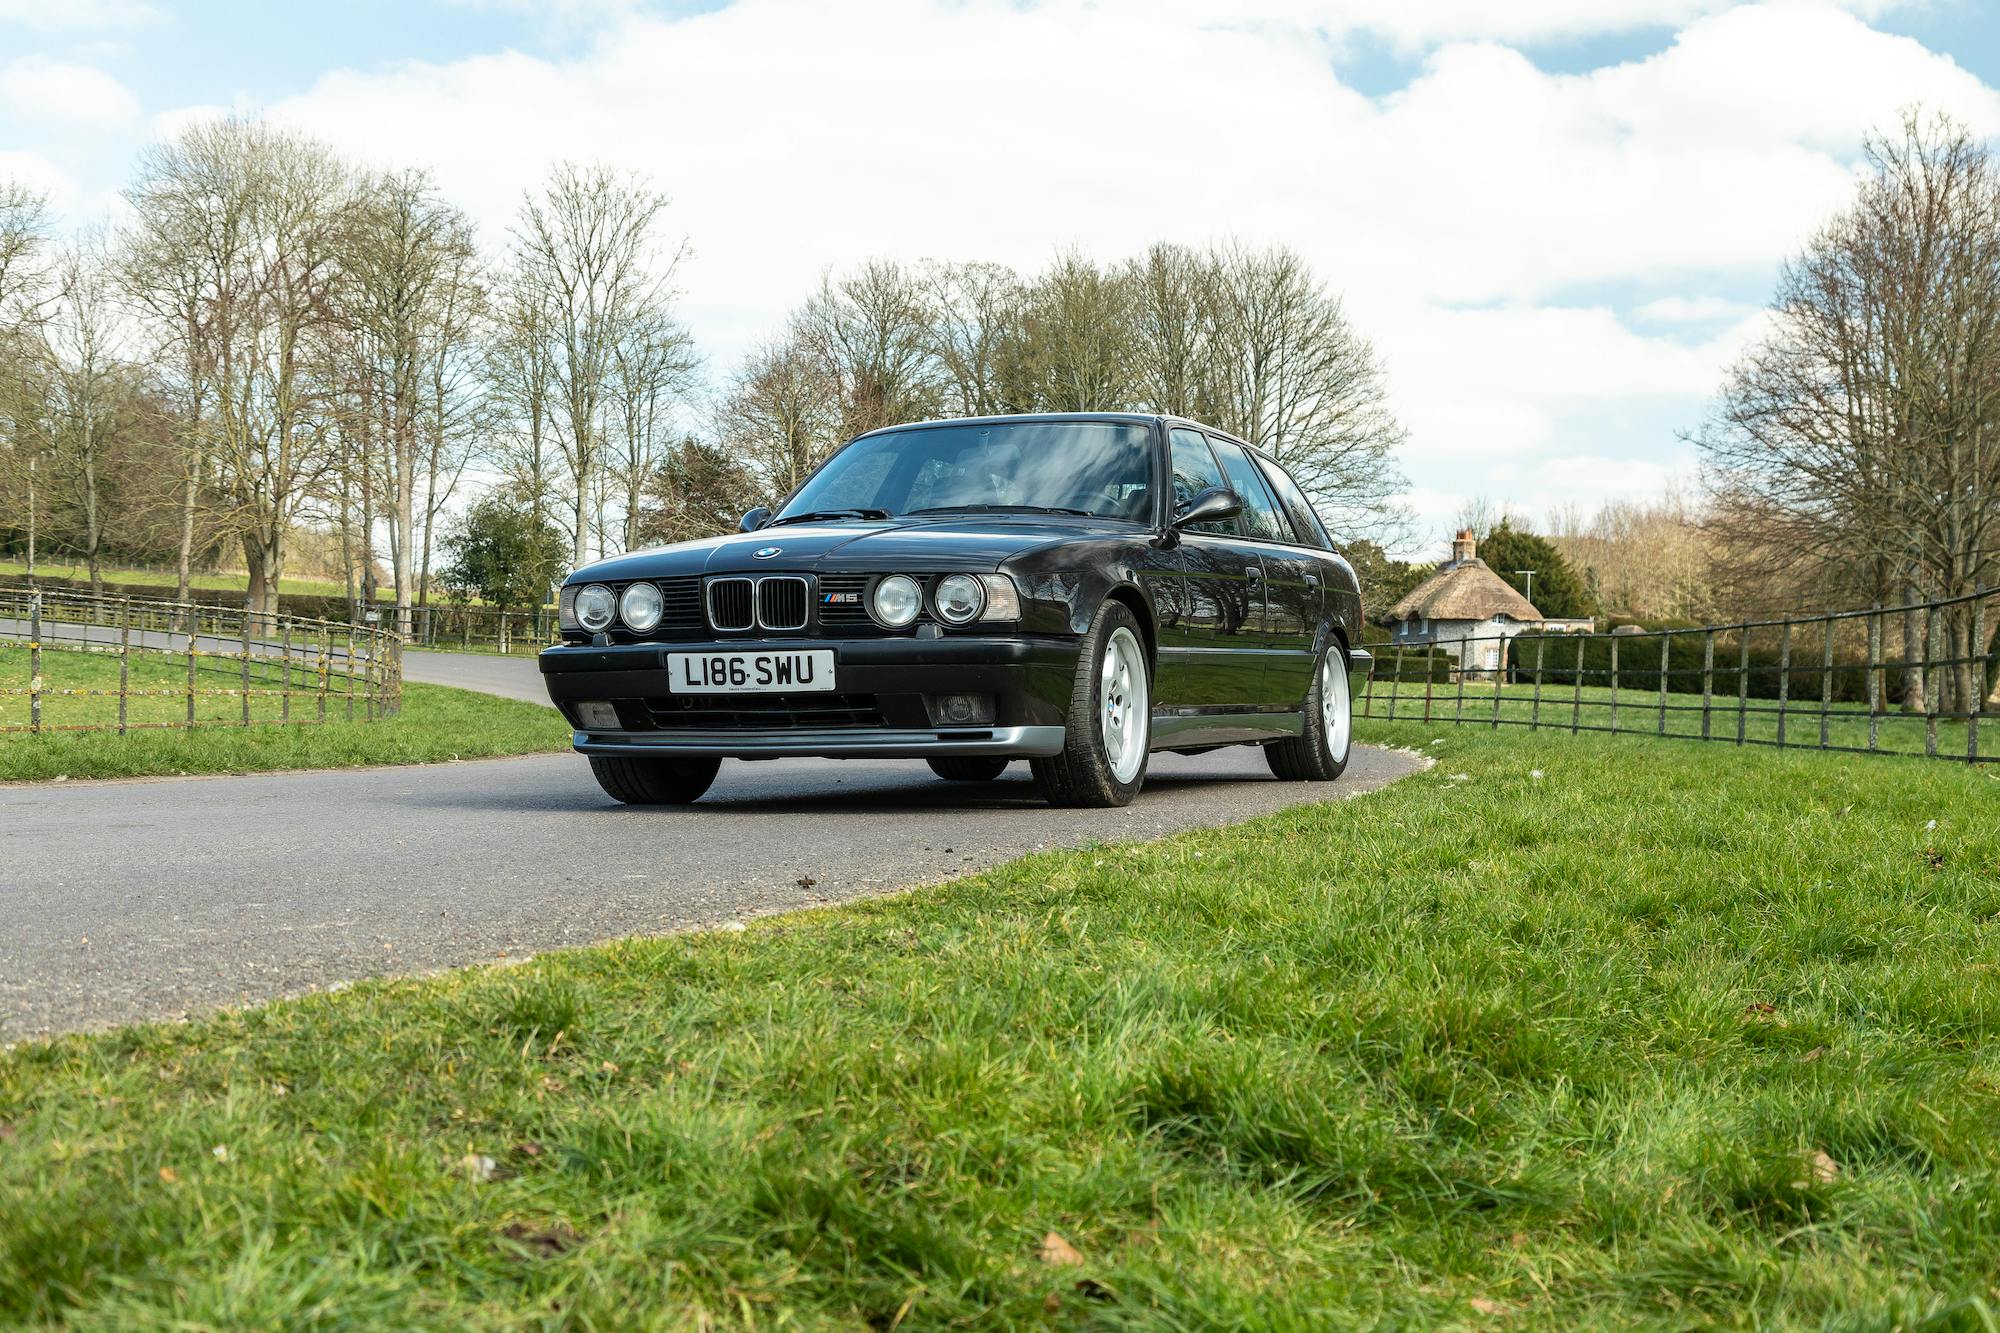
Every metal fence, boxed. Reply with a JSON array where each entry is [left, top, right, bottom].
[[0, 588, 402, 735], [1361, 588, 1998, 764], [402, 603, 558, 656]]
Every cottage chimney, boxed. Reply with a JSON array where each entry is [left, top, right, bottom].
[[1451, 529, 1477, 564]]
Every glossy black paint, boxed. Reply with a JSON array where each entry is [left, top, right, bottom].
[[541, 413, 1367, 757]]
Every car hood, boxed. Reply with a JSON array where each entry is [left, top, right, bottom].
[[570, 516, 1142, 582]]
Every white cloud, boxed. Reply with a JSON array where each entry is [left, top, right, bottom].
[[127, 0, 2000, 556], [0, 150, 79, 211], [0, 56, 142, 129]]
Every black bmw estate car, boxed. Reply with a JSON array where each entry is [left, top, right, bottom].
[[540, 413, 1371, 807]]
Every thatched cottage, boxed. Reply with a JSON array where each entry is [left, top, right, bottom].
[[1381, 530, 1546, 675]]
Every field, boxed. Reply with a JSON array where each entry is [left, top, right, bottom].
[[3, 720, 1996, 1326], [0, 558, 361, 600], [0, 645, 569, 780], [1363, 675, 1992, 760]]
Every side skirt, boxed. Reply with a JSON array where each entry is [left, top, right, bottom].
[[1149, 710, 1303, 751]]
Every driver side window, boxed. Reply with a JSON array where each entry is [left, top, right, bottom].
[[1169, 428, 1237, 535]]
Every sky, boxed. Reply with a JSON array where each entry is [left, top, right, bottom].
[[4, 0, 1999, 558]]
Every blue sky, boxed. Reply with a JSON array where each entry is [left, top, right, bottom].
[[4, 0, 1999, 556]]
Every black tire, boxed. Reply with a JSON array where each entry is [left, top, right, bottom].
[[1031, 600, 1151, 808], [1266, 641, 1352, 782], [927, 757, 1010, 782], [588, 755, 722, 805]]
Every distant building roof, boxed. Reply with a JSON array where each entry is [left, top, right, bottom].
[[1384, 530, 1543, 624]]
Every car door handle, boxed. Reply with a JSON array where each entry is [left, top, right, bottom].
[[1304, 573, 1320, 588], [1245, 566, 1263, 581]]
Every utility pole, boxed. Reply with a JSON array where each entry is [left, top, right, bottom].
[[1514, 569, 1536, 605]]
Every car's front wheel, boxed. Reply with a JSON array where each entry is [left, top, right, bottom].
[[1031, 601, 1150, 808], [588, 755, 722, 805], [1265, 641, 1352, 782], [927, 757, 1009, 782]]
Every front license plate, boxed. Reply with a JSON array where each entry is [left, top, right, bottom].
[[666, 649, 836, 694]]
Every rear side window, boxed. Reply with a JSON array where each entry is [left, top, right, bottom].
[[1169, 428, 1236, 535], [1208, 438, 1288, 543], [1255, 456, 1332, 549]]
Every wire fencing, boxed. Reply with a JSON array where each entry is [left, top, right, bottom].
[[0, 589, 402, 735], [1361, 588, 1997, 764]]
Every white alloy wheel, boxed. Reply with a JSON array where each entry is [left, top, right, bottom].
[[1322, 648, 1351, 763], [1099, 625, 1149, 784]]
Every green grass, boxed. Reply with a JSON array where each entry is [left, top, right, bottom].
[[0, 645, 568, 780], [0, 558, 361, 599], [3, 724, 1999, 1327], [1364, 676, 1991, 758]]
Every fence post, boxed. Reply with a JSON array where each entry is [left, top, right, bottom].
[[239, 612, 251, 726], [462, 612, 471, 651], [27, 591, 41, 734], [1456, 632, 1472, 716], [185, 604, 197, 729], [1970, 588, 1985, 763], [1491, 635, 1504, 729], [345, 625, 356, 723], [118, 597, 130, 736], [1422, 641, 1435, 723], [1387, 647, 1403, 721], [1924, 604, 1939, 759], [1531, 636, 1545, 731], [317, 624, 329, 723], [1777, 619, 1792, 748], [1571, 635, 1584, 734], [1736, 628, 1750, 745], [280, 620, 291, 724], [1656, 633, 1669, 736], [1701, 631, 1715, 741], [1609, 634, 1620, 736], [1867, 604, 1882, 753], [1819, 613, 1833, 750]]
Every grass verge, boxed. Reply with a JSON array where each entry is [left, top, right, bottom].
[[3, 723, 1999, 1326], [0, 676, 569, 781]]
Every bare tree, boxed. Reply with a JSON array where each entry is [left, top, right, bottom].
[[607, 302, 698, 551], [794, 260, 943, 437], [512, 162, 684, 568], [915, 259, 1020, 418], [0, 182, 52, 578], [1126, 242, 1223, 421], [1003, 249, 1136, 412], [1702, 111, 2000, 711], [719, 334, 842, 503], [1202, 243, 1410, 544], [342, 168, 484, 635], [43, 239, 132, 595]]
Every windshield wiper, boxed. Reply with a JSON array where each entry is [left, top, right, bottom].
[[907, 504, 1097, 518], [770, 508, 891, 526]]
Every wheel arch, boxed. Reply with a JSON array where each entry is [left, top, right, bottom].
[[1102, 583, 1157, 675]]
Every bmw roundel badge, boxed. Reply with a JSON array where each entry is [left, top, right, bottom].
[[753, 546, 782, 559]]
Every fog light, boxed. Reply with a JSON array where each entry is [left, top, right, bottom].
[[927, 693, 995, 726], [576, 700, 621, 730]]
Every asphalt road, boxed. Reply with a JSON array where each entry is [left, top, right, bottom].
[[2, 652, 1424, 1039]]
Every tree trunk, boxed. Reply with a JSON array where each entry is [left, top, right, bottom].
[[176, 460, 196, 603], [83, 454, 101, 598], [573, 456, 590, 568]]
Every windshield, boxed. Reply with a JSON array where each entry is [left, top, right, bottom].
[[776, 421, 1156, 524]]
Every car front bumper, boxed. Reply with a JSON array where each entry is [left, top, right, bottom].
[[538, 634, 1080, 760]]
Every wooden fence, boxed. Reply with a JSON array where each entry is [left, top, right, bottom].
[[1361, 588, 1997, 764], [0, 589, 402, 735]]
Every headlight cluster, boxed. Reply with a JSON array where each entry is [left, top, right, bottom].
[[869, 573, 1020, 629], [562, 581, 666, 634]]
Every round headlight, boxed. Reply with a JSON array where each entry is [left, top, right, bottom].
[[574, 583, 616, 633], [870, 574, 922, 628], [934, 573, 985, 625], [619, 582, 664, 633]]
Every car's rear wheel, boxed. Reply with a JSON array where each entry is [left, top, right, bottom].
[[927, 757, 1009, 782], [1031, 601, 1150, 808], [588, 755, 722, 805], [1266, 641, 1351, 782]]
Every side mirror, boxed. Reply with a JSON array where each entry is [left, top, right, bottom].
[[1172, 487, 1241, 531], [740, 506, 772, 533]]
